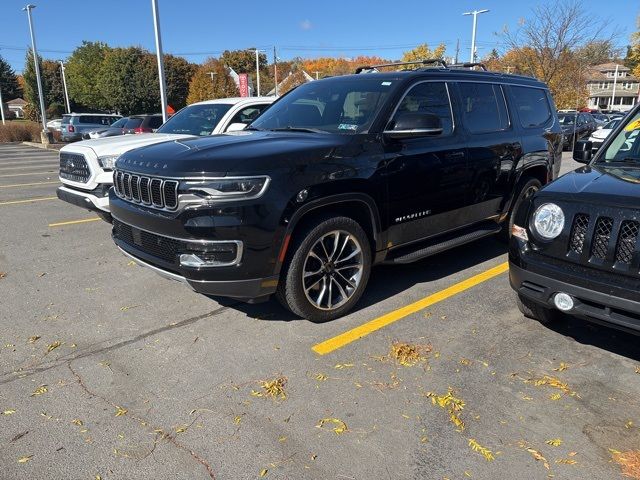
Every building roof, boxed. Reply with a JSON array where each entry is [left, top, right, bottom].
[[587, 64, 639, 82], [6, 98, 27, 106], [591, 62, 630, 72]]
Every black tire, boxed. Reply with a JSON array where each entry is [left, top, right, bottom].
[[501, 177, 542, 241], [276, 215, 371, 322], [516, 293, 563, 325]]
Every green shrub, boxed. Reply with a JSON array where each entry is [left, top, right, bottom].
[[0, 121, 43, 143]]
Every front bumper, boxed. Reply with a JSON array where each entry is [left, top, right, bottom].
[[57, 185, 111, 214], [509, 250, 640, 334]]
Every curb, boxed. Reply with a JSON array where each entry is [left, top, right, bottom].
[[22, 141, 63, 151]]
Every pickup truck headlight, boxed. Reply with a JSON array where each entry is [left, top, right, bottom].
[[97, 155, 120, 171], [532, 203, 564, 240], [184, 176, 270, 201]]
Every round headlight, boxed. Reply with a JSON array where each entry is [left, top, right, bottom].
[[533, 203, 565, 240]]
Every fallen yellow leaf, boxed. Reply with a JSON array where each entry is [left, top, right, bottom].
[[30, 385, 47, 396], [175, 425, 187, 433], [2, 409, 16, 415], [259, 377, 287, 399], [556, 458, 577, 465], [114, 406, 128, 417], [71, 419, 83, 426], [28, 336, 40, 344], [468, 438, 494, 461], [612, 450, 640, 479], [17, 455, 33, 463], [46, 341, 62, 353], [389, 341, 431, 366], [119, 305, 140, 312], [260, 468, 268, 477], [553, 362, 569, 372], [426, 388, 465, 431], [314, 373, 328, 381], [546, 438, 562, 447], [316, 418, 348, 434], [549, 393, 562, 401], [334, 363, 354, 369]]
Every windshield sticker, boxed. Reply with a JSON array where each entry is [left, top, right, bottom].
[[381, 81, 392, 86], [624, 119, 640, 132], [338, 124, 358, 131]]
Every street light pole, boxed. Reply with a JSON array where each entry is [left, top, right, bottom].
[[0, 87, 5, 125], [463, 9, 489, 63], [59, 61, 71, 113], [151, 0, 168, 122], [255, 48, 261, 97], [23, 4, 47, 132], [273, 46, 278, 97]]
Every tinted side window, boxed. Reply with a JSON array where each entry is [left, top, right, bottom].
[[227, 106, 268, 128], [149, 116, 163, 129], [511, 86, 552, 128], [458, 83, 509, 133], [392, 82, 453, 135]]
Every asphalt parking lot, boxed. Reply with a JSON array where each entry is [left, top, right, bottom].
[[1, 143, 639, 480]]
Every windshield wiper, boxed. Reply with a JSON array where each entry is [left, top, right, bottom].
[[243, 126, 263, 131], [268, 126, 327, 134]]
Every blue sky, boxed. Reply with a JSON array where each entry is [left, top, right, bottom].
[[1, 0, 638, 73]]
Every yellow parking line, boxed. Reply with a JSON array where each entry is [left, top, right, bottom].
[[0, 181, 59, 188], [312, 261, 510, 356], [49, 217, 101, 227], [0, 196, 57, 206], [0, 171, 55, 178]]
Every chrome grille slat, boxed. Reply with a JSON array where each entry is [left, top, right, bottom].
[[113, 169, 179, 211], [59, 152, 91, 183]]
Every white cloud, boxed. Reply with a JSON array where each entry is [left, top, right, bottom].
[[300, 19, 312, 30]]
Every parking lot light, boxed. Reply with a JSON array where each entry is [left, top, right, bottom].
[[463, 9, 489, 63], [151, 0, 168, 122], [23, 4, 48, 132]]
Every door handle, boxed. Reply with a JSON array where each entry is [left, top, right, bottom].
[[445, 151, 465, 160]]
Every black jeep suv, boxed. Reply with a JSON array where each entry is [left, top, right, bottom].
[[510, 104, 640, 334], [109, 61, 562, 321]]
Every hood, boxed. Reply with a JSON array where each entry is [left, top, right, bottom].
[[61, 133, 196, 157], [537, 164, 640, 209], [115, 130, 354, 177]]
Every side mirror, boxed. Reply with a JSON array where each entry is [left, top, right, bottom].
[[597, 125, 603, 130], [573, 140, 593, 163], [384, 113, 443, 140], [225, 122, 247, 132]]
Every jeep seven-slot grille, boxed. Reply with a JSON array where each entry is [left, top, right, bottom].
[[569, 214, 589, 254], [591, 217, 614, 259], [59, 152, 90, 183], [568, 214, 640, 266], [112, 219, 180, 264], [113, 170, 179, 210]]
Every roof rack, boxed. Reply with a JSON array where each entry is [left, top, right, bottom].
[[355, 58, 447, 74], [448, 62, 488, 71]]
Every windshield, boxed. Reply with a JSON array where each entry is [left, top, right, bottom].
[[250, 79, 393, 134], [156, 104, 232, 136], [604, 119, 620, 130], [111, 117, 128, 128], [597, 110, 640, 165], [558, 114, 576, 125]]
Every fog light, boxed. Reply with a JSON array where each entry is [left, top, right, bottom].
[[179, 242, 242, 267], [553, 292, 574, 312]]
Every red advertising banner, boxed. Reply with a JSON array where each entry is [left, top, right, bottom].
[[239, 74, 249, 97]]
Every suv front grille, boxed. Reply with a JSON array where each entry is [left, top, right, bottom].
[[113, 170, 179, 211], [591, 217, 613, 259], [113, 219, 180, 264], [615, 221, 640, 264], [59, 152, 90, 183], [569, 214, 589, 254]]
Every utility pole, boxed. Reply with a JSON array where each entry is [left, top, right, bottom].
[[23, 4, 47, 132], [273, 46, 278, 97], [151, 0, 168, 122], [255, 48, 261, 96], [0, 87, 5, 125], [463, 9, 489, 63], [59, 61, 71, 113], [454, 39, 460, 64], [610, 63, 619, 111], [206, 71, 216, 82]]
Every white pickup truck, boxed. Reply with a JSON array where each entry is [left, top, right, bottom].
[[57, 97, 275, 221]]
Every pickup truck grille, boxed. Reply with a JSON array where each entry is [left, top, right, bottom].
[[59, 152, 90, 183], [113, 169, 179, 210], [567, 214, 640, 267]]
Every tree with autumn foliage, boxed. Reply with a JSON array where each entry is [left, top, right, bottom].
[[400, 44, 447, 68], [626, 16, 640, 77], [187, 58, 238, 104]]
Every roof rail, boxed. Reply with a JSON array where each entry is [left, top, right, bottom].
[[448, 62, 488, 71], [355, 58, 447, 74]]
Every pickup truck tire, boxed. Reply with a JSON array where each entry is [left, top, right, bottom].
[[276, 215, 371, 322]]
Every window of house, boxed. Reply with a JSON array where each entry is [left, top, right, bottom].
[[458, 83, 509, 133]]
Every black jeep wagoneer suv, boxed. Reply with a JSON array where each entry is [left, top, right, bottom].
[[510, 104, 640, 334], [110, 61, 562, 321]]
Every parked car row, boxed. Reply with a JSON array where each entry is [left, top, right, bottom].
[[56, 62, 640, 335]]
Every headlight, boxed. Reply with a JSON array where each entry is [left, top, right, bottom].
[[183, 176, 270, 201], [97, 155, 120, 170], [532, 203, 565, 240]]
